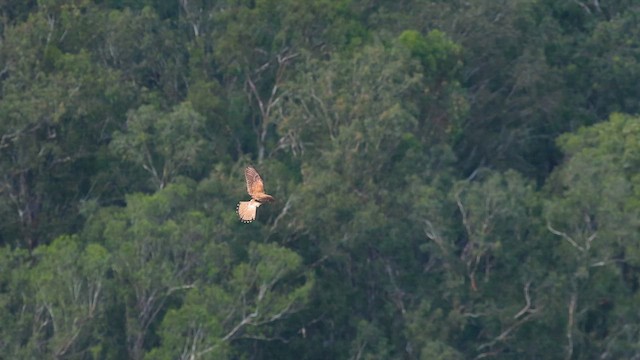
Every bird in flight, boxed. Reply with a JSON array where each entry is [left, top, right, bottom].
[[237, 166, 275, 223]]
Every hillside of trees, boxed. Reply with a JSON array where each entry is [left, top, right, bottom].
[[1, 0, 640, 358]]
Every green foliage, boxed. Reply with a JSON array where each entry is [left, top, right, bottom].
[[145, 285, 231, 360], [30, 236, 110, 357], [94, 182, 212, 358], [0, 9, 135, 248], [0, 246, 34, 357], [110, 102, 210, 189], [398, 29, 462, 79], [0, 237, 112, 358], [548, 113, 640, 266], [544, 113, 640, 358], [146, 242, 312, 359], [277, 42, 423, 166]]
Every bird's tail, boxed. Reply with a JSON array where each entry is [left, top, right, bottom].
[[237, 201, 257, 223]]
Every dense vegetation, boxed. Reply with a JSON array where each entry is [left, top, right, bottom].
[[1, 0, 639, 358]]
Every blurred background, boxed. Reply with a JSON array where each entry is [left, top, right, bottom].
[[1, 0, 639, 358]]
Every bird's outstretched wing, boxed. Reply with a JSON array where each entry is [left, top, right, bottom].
[[245, 166, 265, 199]]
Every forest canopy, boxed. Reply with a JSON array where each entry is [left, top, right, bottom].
[[1, 0, 639, 359]]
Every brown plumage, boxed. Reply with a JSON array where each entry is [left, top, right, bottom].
[[236, 166, 275, 223]]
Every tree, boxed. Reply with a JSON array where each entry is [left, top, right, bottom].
[[110, 102, 209, 190], [29, 236, 111, 358], [0, 246, 35, 357], [269, 39, 462, 358], [148, 242, 313, 359], [84, 181, 208, 359], [211, 0, 372, 163], [412, 170, 564, 358], [0, 8, 135, 249], [0, 236, 111, 358], [544, 113, 640, 359]]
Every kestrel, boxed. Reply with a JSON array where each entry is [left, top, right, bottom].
[[236, 166, 275, 223]]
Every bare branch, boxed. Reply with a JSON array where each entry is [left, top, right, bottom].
[[592, 0, 602, 13], [247, 77, 266, 117], [462, 312, 485, 318], [476, 311, 537, 355], [384, 260, 406, 314], [514, 281, 534, 319], [585, 232, 597, 251], [590, 258, 625, 267], [475, 350, 501, 359], [424, 219, 453, 272], [167, 284, 196, 294], [221, 311, 258, 342], [277, 51, 299, 65], [572, 0, 592, 14], [455, 189, 474, 243], [424, 225, 443, 252], [566, 291, 577, 360], [354, 340, 367, 360], [238, 334, 290, 342], [475, 282, 542, 358], [270, 196, 292, 232], [547, 222, 584, 252]]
